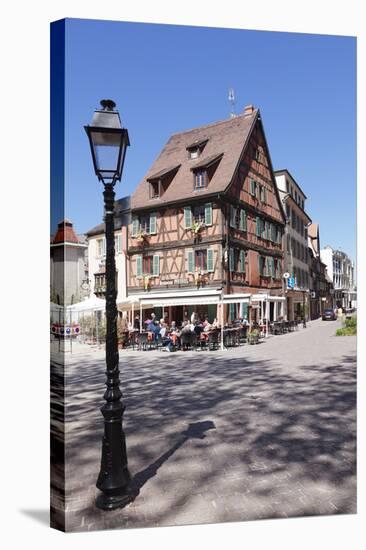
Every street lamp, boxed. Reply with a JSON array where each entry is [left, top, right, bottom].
[[85, 100, 131, 510]]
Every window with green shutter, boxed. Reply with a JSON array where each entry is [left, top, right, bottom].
[[240, 249, 246, 273], [239, 209, 247, 231], [256, 216, 261, 237], [149, 213, 157, 235], [250, 178, 256, 196], [271, 223, 276, 242], [131, 217, 139, 237], [229, 303, 236, 322], [229, 248, 234, 272], [184, 207, 192, 229], [153, 255, 160, 276], [136, 255, 143, 278], [207, 248, 214, 272], [204, 203, 212, 226], [187, 250, 194, 273], [266, 257, 271, 277]]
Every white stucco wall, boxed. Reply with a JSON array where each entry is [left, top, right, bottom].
[[88, 229, 127, 302]]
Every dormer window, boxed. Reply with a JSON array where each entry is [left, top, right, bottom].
[[146, 163, 181, 200], [191, 152, 224, 192], [150, 180, 160, 199], [186, 138, 208, 160], [194, 170, 207, 190]]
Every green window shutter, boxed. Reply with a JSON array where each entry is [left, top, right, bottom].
[[229, 248, 234, 271], [239, 209, 247, 231], [240, 249, 245, 273], [184, 207, 192, 229], [187, 250, 194, 273], [262, 219, 266, 238], [271, 257, 275, 277], [263, 187, 267, 203], [256, 217, 261, 237], [230, 205, 236, 228], [136, 255, 142, 278], [153, 254, 160, 276], [265, 257, 270, 276], [149, 213, 157, 235], [271, 224, 276, 242], [131, 217, 139, 237], [229, 303, 235, 321], [250, 178, 256, 196], [207, 248, 214, 272], [204, 203, 212, 226]]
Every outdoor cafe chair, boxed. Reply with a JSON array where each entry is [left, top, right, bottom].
[[207, 330, 220, 351]]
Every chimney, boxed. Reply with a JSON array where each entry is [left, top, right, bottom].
[[243, 104, 255, 116]]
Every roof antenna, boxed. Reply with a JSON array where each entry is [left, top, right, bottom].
[[228, 88, 236, 118]]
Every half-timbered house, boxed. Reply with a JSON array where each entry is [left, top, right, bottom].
[[127, 105, 286, 324]]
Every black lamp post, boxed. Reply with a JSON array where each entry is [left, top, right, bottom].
[[85, 99, 131, 510]]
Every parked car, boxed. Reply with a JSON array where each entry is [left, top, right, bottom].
[[322, 308, 337, 321]]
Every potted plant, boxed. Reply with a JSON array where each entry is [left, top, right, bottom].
[[191, 220, 204, 234], [135, 228, 147, 244], [143, 274, 151, 291]]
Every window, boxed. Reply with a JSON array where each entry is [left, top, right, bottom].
[[186, 139, 208, 159], [231, 249, 246, 273], [193, 205, 205, 224], [150, 180, 160, 199], [140, 216, 150, 234], [115, 234, 121, 254], [96, 238, 106, 257], [258, 255, 266, 276], [250, 178, 257, 197], [142, 255, 160, 276], [286, 180, 289, 193], [195, 249, 207, 271], [230, 206, 247, 231], [143, 255, 154, 275], [259, 185, 267, 202], [194, 170, 207, 190], [189, 148, 199, 159], [131, 213, 157, 236], [187, 248, 213, 273]]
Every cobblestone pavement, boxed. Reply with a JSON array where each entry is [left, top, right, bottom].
[[52, 318, 356, 532]]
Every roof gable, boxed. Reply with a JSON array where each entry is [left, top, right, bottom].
[[131, 111, 258, 210]]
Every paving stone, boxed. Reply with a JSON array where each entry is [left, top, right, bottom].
[[51, 318, 356, 532]]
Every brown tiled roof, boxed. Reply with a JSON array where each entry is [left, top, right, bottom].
[[190, 152, 224, 171], [147, 164, 181, 181], [52, 219, 80, 244], [131, 111, 258, 209]]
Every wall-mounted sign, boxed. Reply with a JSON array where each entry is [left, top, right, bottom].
[[287, 277, 295, 289]]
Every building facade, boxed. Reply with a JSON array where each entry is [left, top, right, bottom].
[[50, 219, 88, 306], [127, 105, 286, 324], [308, 224, 334, 318], [274, 170, 311, 321], [86, 196, 131, 304], [320, 246, 356, 308]]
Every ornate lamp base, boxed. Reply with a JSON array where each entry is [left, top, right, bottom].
[[96, 491, 134, 511]]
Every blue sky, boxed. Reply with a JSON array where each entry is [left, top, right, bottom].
[[60, 18, 356, 261]]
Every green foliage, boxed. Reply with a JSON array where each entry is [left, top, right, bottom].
[[345, 316, 357, 328], [336, 315, 357, 336]]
